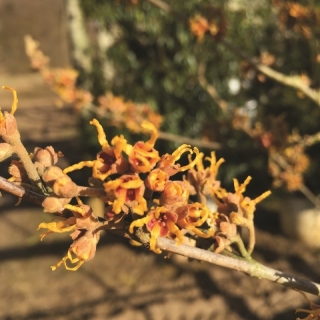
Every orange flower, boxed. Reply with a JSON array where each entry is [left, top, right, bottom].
[[189, 15, 210, 41], [0, 86, 18, 139], [214, 214, 238, 253], [176, 202, 214, 238], [129, 206, 182, 253], [188, 151, 225, 196], [160, 180, 190, 209], [104, 174, 147, 215], [157, 144, 201, 176], [126, 121, 160, 173], [98, 93, 163, 133], [145, 168, 169, 192], [53, 229, 101, 271], [64, 119, 129, 180], [232, 177, 271, 221], [215, 176, 271, 221], [8, 159, 27, 182], [38, 203, 103, 271]]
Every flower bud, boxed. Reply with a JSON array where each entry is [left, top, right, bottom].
[[53, 175, 78, 198], [145, 169, 168, 192], [0, 113, 18, 139], [42, 166, 65, 187], [34, 146, 60, 168], [42, 196, 71, 213], [8, 159, 28, 182]]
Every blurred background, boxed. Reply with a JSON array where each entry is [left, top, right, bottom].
[[1, 0, 320, 319]]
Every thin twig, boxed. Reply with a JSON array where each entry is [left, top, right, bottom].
[[158, 131, 221, 150], [198, 62, 228, 113], [146, 0, 170, 12], [0, 176, 44, 206], [221, 39, 320, 107], [157, 237, 320, 296]]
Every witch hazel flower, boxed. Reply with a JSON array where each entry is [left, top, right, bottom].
[[103, 173, 147, 215], [187, 151, 225, 196], [176, 202, 215, 238], [125, 121, 160, 173], [38, 201, 102, 271], [64, 118, 129, 180], [129, 206, 183, 253], [157, 144, 201, 176]]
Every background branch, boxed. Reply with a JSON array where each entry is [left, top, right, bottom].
[[146, 0, 320, 107], [197, 62, 228, 113]]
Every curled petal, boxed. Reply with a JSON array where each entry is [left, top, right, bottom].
[[37, 217, 76, 240], [145, 168, 168, 192], [141, 121, 158, 147], [104, 174, 147, 214], [90, 118, 109, 148]]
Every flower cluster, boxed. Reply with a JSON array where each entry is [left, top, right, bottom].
[[60, 114, 270, 259], [24, 35, 93, 110], [189, 7, 227, 42], [0, 86, 271, 271], [24, 35, 162, 132], [273, 1, 320, 39], [232, 114, 311, 192]]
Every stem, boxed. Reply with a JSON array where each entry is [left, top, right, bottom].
[[221, 38, 320, 107], [0, 176, 44, 206], [246, 222, 255, 255], [198, 61, 228, 113], [77, 186, 106, 198], [233, 233, 250, 258], [156, 236, 320, 296], [12, 139, 42, 187], [146, 0, 170, 12], [158, 131, 221, 150]]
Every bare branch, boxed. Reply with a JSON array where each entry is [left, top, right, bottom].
[[0, 176, 44, 206], [198, 62, 228, 113], [157, 237, 320, 296], [158, 131, 221, 150], [146, 0, 170, 12], [256, 64, 320, 106], [221, 39, 320, 107]]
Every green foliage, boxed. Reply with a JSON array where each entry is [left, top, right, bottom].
[[79, 0, 320, 193]]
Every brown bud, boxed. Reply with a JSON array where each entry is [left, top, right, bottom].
[[53, 176, 78, 198], [70, 229, 101, 262], [42, 166, 64, 187], [34, 146, 59, 168], [9, 159, 28, 182], [42, 196, 71, 213], [0, 113, 18, 138]]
